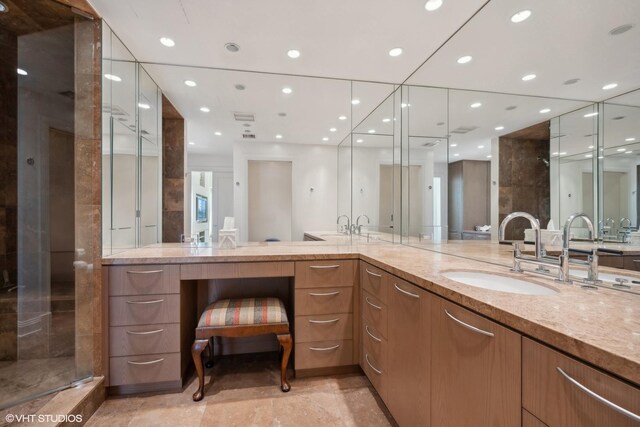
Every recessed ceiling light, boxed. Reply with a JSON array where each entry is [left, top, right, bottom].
[[104, 74, 121, 82], [470, 102, 482, 108], [200, 107, 210, 113], [282, 87, 292, 94], [584, 112, 598, 118], [0, 2, 8, 12], [214, 131, 222, 136], [16, 68, 28, 76], [382, 118, 391, 123], [235, 84, 246, 91], [617, 148, 626, 152], [539, 108, 551, 114], [356, 139, 364, 143], [351, 99, 360, 105], [486, 155, 492, 158], [184, 80, 197, 87], [275, 134, 283, 139], [453, 153, 460, 157], [368, 129, 376, 134], [450, 143, 458, 147], [338, 115, 347, 120], [564, 78, 580, 85], [138, 102, 150, 109], [626, 151, 633, 154], [598, 156, 604, 159], [602, 83, 618, 90], [287, 49, 300, 59], [189, 141, 195, 145], [626, 137, 636, 142], [585, 154, 593, 158], [160, 37, 175, 47], [457, 55, 472, 64], [511, 10, 531, 23], [552, 152, 559, 155], [330, 128, 337, 132], [401, 103, 411, 108], [559, 152, 567, 155], [477, 145, 485, 149], [322, 137, 329, 142], [424, 0, 443, 11], [495, 126, 504, 131], [521, 73, 536, 81], [588, 145, 594, 149], [225, 43, 240, 52], [609, 24, 634, 36], [389, 47, 403, 57]]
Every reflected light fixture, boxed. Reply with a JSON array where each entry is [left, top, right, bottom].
[[276, 134, 283, 139], [184, 80, 197, 87], [425, 0, 443, 11], [351, 99, 360, 105], [322, 137, 329, 142], [521, 73, 536, 81], [160, 37, 175, 47], [368, 129, 376, 134], [382, 118, 391, 123], [330, 128, 337, 132], [450, 143, 458, 147], [453, 153, 460, 157], [138, 102, 151, 109], [356, 139, 364, 143], [626, 137, 636, 142], [17, 68, 27, 76], [389, 47, 403, 57], [457, 55, 472, 64], [282, 87, 292, 94], [584, 112, 598, 118], [487, 155, 492, 158], [339, 116, 347, 120], [602, 83, 618, 90], [104, 74, 121, 82], [470, 102, 482, 108], [214, 131, 222, 136], [495, 126, 504, 131], [189, 141, 195, 145], [200, 107, 210, 113], [539, 108, 551, 114], [617, 148, 626, 152], [477, 145, 485, 149], [511, 10, 531, 23], [287, 49, 300, 59]]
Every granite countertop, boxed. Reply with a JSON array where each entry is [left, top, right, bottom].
[[102, 238, 640, 386]]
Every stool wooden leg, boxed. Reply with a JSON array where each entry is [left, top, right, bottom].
[[192, 339, 209, 401], [277, 334, 292, 392]]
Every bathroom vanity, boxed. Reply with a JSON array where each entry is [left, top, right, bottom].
[[102, 241, 640, 426]]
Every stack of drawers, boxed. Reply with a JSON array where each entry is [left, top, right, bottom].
[[294, 260, 356, 372], [360, 261, 388, 400], [108, 265, 183, 391]]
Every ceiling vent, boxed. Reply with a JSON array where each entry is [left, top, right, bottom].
[[234, 112, 255, 122], [102, 104, 129, 117], [612, 116, 625, 120], [242, 134, 256, 139], [422, 140, 440, 148], [450, 126, 477, 134]]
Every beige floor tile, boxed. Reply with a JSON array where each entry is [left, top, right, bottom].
[[200, 397, 274, 427], [272, 390, 345, 427], [336, 387, 395, 427]]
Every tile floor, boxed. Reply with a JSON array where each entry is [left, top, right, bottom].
[[86, 352, 396, 427]]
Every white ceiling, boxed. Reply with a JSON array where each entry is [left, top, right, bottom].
[[91, 0, 640, 157]]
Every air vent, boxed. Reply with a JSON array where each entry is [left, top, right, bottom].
[[450, 126, 477, 134], [242, 134, 256, 139], [141, 130, 150, 135], [505, 105, 518, 111], [234, 112, 255, 122], [612, 116, 625, 121], [102, 104, 129, 117], [422, 140, 440, 148]]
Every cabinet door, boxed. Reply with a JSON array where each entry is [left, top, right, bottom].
[[386, 278, 430, 427], [431, 296, 521, 427]]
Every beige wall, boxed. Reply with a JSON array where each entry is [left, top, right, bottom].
[[248, 160, 293, 242]]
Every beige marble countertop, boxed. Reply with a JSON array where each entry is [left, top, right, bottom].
[[102, 239, 640, 386]]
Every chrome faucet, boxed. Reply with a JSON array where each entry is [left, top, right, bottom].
[[560, 213, 596, 283], [499, 212, 552, 273], [619, 217, 632, 242], [337, 215, 351, 234], [355, 215, 370, 235]]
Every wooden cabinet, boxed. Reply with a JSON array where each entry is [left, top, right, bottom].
[[431, 296, 521, 427], [294, 260, 357, 374], [386, 277, 430, 427], [523, 337, 640, 427]]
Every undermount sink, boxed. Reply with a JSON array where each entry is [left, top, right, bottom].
[[443, 271, 558, 296]]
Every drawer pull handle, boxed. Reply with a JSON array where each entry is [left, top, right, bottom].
[[365, 325, 382, 342], [365, 297, 382, 310], [309, 344, 340, 351], [126, 270, 163, 275], [394, 283, 420, 299], [557, 367, 640, 422], [365, 269, 382, 278], [127, 358, 164, 366], [309, 291, 340, 297], [126, 328, 164, 335], [445, 309, 494, 337], [309, 265, 340, 269], [365, 354, 383, 375], [309, 318, 340, 324], [126, 299, 165, 305]]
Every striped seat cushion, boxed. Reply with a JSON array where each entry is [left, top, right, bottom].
[[198, 298, 288, 328]]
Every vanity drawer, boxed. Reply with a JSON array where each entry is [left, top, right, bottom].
[[295, 260, 355, 288], [523, 337, 640, 427], [362, 320, 387, 373], [295, 287, 353, 316], [109, 294, 180, 326], [295, 339, 353, 370], [362, 346, 386, 401], [361, 290, 387, 339], [108, 265, 180, 296], [109, 352, 181, 386], [360, 262, 388, 304], [295, 314, 353, 343], [109, 323, 180, 357]]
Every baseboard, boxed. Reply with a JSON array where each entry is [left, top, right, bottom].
[[295, 365, 361, 378]]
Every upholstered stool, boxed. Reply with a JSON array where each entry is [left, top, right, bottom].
[[191, 297, 292, 401]]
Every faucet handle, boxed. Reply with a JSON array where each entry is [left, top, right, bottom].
[[614, 278, 630, 288]]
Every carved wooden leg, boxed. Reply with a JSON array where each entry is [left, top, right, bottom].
[[205, 337, 215, 369], [277, 334, 292, 392], [192, 339, 209, 401]]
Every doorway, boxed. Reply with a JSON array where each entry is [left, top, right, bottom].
[[248, 160, 293, 242]]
